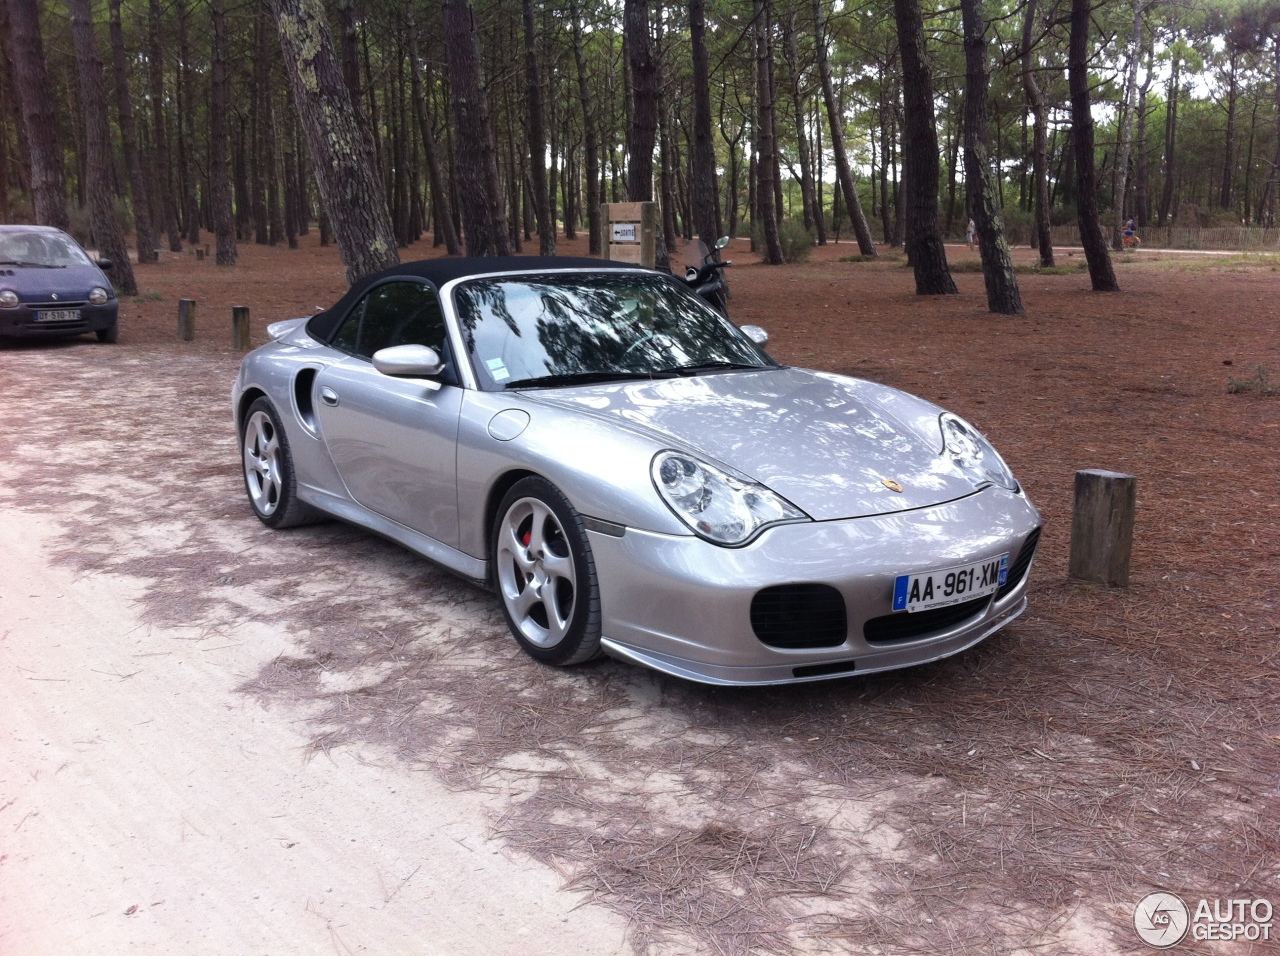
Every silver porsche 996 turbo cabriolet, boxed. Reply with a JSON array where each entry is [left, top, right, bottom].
[[233, 256, 1042, 686]]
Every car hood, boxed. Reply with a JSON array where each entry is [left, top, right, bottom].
[[0, 263, 110, 301], [526, 367, 985, 521]]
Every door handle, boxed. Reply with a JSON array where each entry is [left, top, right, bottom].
[[319, 387, 339, 406]]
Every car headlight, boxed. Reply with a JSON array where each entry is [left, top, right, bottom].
[[652, 450, 808, 546], [0, 290, 18, 308], [939, 413, 1018, 491], [89, 287, 109, 305]]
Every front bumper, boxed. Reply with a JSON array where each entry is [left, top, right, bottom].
[[590, 487, 1042, 685], [0, 301, 118, 338]]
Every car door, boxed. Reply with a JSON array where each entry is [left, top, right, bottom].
[[313, 279, 464, 548]]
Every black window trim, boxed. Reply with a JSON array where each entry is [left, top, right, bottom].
[[323, 276, 458, 386]]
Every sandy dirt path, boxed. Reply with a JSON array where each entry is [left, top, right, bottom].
[[0, 500, 629, 954]]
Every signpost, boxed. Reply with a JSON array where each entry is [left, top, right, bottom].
[[602, 202, 656, 268]]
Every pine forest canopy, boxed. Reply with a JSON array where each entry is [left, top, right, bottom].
[[2, 0, 1279, 285]]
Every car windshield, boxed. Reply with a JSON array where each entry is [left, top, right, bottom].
[[453, 272, 774, 389], [0, 230, 92, 267]]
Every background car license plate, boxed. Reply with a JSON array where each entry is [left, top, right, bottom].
[[34, 309, 80, 322], [893, 554, 1009, 612]]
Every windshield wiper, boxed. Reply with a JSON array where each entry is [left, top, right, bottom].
[[503, 369, 678, 389], [0, 259, 61, 268], [662, 361, 766, 376]]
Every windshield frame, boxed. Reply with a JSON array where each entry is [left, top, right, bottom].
[[442, 268, 776, 393]]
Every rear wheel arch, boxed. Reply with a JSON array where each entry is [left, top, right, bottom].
[[236, 387, 268, 436]]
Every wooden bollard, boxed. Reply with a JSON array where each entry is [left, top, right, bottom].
[[195, 248, 204, 261], [1068, 469, 1137, 587], [232, 305, 251, 350], [178, 298, 196, 341]]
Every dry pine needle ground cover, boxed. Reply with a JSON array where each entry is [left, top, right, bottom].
[[1, 234, 1277, 954]]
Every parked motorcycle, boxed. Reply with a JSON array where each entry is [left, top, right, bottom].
[[683, 236, 731, 316]]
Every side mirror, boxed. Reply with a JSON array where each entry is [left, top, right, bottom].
[[97, 258, 113, 271], [741, 325, 769, 346], [715, 236, 730, 250], [372, 344, 445, 379]]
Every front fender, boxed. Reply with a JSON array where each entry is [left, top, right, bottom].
[[456, 390, 692, 559]]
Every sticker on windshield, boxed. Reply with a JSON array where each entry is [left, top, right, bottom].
[[486, 357, 511, 382]]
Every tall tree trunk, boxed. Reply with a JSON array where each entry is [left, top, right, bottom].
[[296, 117, 311, 234], [108, 0, 157, 263], [4, 0, 69, 229], [271, 0, 398, 283], [234, 117, 251, 239], [1220, 50, 1239, 212], [961, 0, 1022, 314], [1110, 1, 1142, 250], [624, 0, 667, 268], [659, 110, 679, 254], [812, 0, 875, 256], [944, 114, 959, 236], [523, 0, 554, 255], [283, 105, 300, 248], [1020, 0, 1053, 266], [148, 0, 181, 251], [408, 8, 459, 254], [251, 6, 270, 244], [1158, 46, 1179, 225], [812, 97, 827, 243], [210, 0, 237, 265], [441, 0, 510, 256], [878, 95, 893, 244], [177, 0, 199, 245], [689, 0, 719, 251], [265, 94, 284, 245], [624, 0, 657, 204], [336, 0, 361, 107], [893, 0, 956, 294], [68, 0, 137, 294], [783, 16, 816, 235], [754, 0, 783, 263], [1134, 40, 1155, 227], [1069, 0, 1118, 291], [568, 0, 601, 254]]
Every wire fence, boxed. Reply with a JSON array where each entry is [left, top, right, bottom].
[[1046, 224, 1280, 251]]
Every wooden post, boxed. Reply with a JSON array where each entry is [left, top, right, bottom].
[[1069, 469, 1137, 586], [178, 298, 196, 341], [195, 248, 204, 261], [232, 305, 251, 350], [601, 201, 657, 267]]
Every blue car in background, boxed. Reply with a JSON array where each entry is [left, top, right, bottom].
[[0, 225, 119, 343]]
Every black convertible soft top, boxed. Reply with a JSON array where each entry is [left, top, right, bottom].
[[306, 255, 649, 342]]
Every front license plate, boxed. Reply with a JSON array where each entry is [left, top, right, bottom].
[[893, 554, 1010, 612], [34, 309, 80, 322]]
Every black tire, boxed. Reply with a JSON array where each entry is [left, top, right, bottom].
[[95, 321, 119, 343], [240, 397, 323, 528], [492, 476, 602, 666]]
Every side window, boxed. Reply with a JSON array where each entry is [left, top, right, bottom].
[[330, 301, 363, 353], [356, 282, 447, 358]]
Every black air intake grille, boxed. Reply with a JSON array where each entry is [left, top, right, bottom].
[[863, 595, 991, 645], [995, 527, 1042, 601], [751, 584, 848, 649]]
